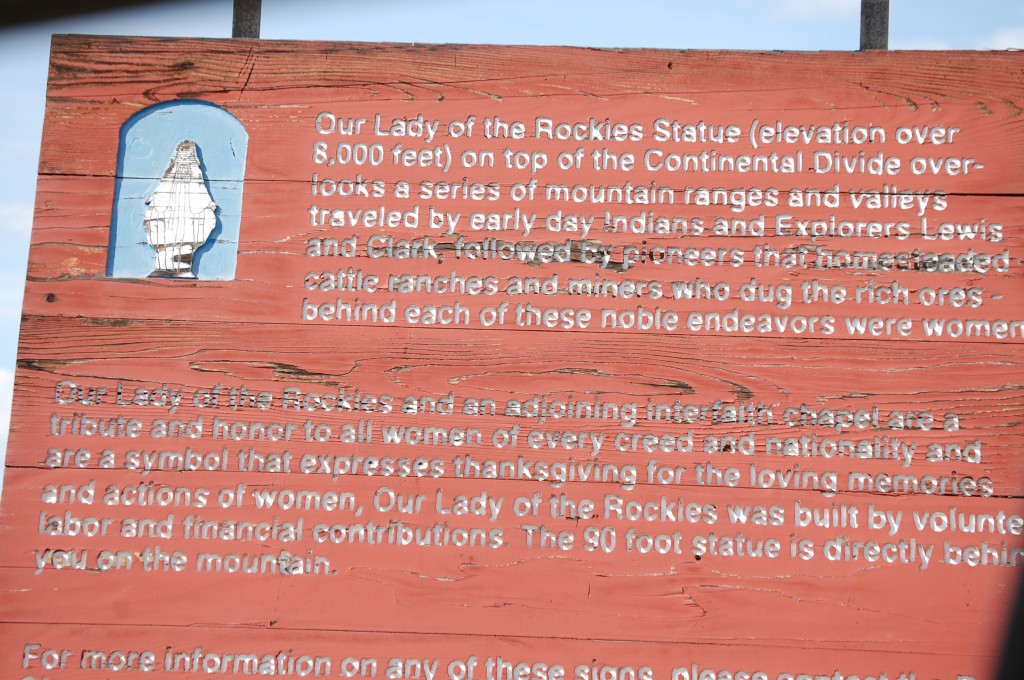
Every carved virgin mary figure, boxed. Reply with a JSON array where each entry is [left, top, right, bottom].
[[143, 140, 218, 277]]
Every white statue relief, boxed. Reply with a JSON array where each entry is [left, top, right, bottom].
[[143, 140, 218, 277]]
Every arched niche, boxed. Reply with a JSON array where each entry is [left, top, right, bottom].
[[107, 101, 248, 280]]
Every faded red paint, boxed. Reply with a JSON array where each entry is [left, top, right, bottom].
[[1, 36, 1022, 679]]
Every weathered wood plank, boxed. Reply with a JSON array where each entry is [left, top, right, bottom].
[[2, 35, 1022, 680]]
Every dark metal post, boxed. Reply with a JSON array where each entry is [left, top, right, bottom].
[[232, 0, 261, 38], [860, 0, 889, 50]]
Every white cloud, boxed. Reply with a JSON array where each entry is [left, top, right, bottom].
[[774, 0, 859, 20], [0, 201, 33, 235], [977, 25, 1024, 49], [894, 37, 955, 51], [0, 367, 12, 504]]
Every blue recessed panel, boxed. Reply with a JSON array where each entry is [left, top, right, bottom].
[[107, 101, 248, 280]]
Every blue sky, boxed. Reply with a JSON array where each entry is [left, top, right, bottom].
[[0, 0, 1022, 469]]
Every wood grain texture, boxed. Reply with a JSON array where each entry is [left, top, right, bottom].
[[2, 35, 1023, 680]]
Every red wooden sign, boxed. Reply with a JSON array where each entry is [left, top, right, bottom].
[[1, 36, 1022, 680]]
